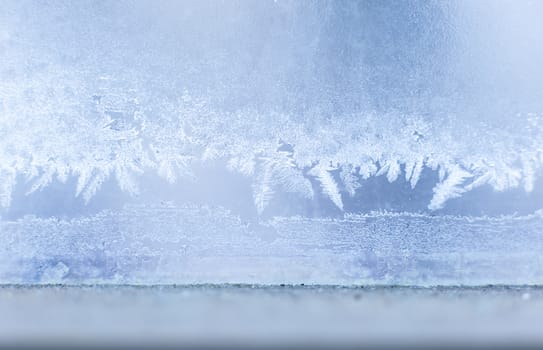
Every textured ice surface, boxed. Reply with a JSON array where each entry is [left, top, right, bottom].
[[1, 1, 542, 285], [1, 205, 543, 285], [0, 0, 542, 214]]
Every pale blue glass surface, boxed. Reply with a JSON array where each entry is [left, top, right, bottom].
[[0, 0, 542, 285]]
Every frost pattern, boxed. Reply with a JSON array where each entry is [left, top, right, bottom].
[[1, 1, 542, 214], [308, 163, 343, 210], [1, 204, 543, 284], [1, 91, 542, 213], [252, 150, 313, 214], [428, 165, 473, 210]]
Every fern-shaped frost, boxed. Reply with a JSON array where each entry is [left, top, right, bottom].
[[252, 150, 313, 214], [404, 157, 424, 189], [26, 167, 56, 195], [376, 158, 401, 183], [81, 169, 111, 203], [252, 171, 274, 215], [309, 163, 343, 210], [428, 165, 473, 210], [358, 160, 378, 180], [340, 165, 360, 197]]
